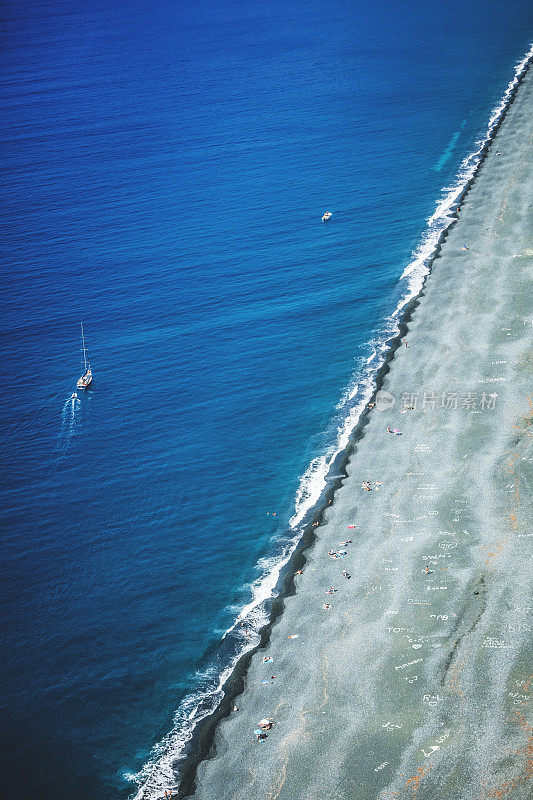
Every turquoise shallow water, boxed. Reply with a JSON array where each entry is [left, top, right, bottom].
[[1, 1, 532, 797]]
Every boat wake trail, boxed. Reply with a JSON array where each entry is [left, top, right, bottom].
[[127, 43, 533, 800], [58, 392, 81, 453]]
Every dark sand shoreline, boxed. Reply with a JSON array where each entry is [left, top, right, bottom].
[[167, 58, 533, 800]]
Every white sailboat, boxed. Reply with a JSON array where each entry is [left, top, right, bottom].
[[76, 322, 93, 390]]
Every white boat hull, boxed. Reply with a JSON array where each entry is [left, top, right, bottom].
[[77, 370, 92, 390]]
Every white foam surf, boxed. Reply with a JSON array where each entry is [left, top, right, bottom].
[[128, 44, 533, 800]]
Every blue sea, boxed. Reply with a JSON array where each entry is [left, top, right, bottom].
[[1, 1, 532, 797]]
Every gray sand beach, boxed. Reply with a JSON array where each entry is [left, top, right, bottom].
[[191, 69, 533, 800]]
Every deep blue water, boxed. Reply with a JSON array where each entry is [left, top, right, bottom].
[[1, 1, 532, 797]]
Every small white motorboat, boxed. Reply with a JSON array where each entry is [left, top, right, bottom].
[[322, 211, 333, 222]]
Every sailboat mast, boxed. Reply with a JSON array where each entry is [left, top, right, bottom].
[[81, 322, 87, 372]]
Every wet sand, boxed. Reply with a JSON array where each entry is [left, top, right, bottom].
[[191, 68, 533, 800]]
